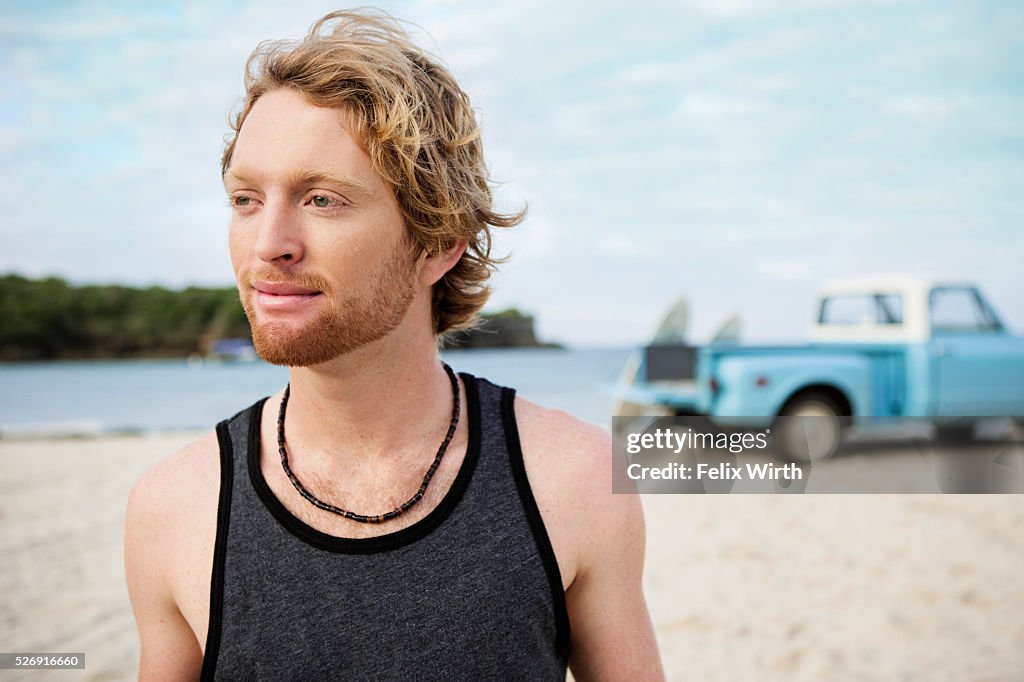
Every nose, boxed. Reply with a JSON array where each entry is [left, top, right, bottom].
[[254, 199, 304, 264]]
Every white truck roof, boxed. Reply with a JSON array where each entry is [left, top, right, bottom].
[[817, 276, 974, 298], [811, 276, 977, 343]]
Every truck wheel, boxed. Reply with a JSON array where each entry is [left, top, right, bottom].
[[934, 421, 975, 443], [775, 393, 845, 463]]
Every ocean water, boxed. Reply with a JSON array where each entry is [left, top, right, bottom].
[[0, 348, 631, 435]]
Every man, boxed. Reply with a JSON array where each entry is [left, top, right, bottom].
[[125, 10, 663, 681]]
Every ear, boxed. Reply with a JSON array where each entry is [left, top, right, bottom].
[[417, 240, 468, 287]]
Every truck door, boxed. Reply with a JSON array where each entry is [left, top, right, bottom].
[[930, 287, 1024, 416]]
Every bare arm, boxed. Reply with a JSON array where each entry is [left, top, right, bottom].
[[566, 429, 664, 681], [517, 401, 663, 680], [125, 441, 212, 681]]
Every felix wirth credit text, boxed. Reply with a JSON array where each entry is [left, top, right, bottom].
[[623, 428, 802, 482]]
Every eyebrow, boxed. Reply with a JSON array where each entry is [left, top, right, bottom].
[[223, 168, 375, 198]]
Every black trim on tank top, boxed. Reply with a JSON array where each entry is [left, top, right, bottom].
[[247, 372, 483, 555], [500, 387, 572, 665], [200, 418, 237, 682]]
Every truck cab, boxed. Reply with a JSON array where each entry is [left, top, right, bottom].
[[807, 277, 1024, 418]]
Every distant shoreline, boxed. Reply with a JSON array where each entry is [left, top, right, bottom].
[[1, 274, 562, 361], [0, 425, 209, 442]]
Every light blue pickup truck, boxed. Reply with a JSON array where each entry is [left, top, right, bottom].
[[617, 278, 1024, 459]]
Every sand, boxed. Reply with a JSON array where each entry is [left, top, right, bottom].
[[1, 434, 1022, 681]]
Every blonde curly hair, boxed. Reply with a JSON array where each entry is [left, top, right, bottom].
[[221, 9, 523, 337]]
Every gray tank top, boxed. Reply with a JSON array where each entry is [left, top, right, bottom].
[[201, 373, 570, 681]]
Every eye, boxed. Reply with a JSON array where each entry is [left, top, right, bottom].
[[228, 194, 259, 213], [308, 194, 342, 209], [304, 192, 352, 212]]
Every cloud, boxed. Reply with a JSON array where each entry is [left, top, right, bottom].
[[1, 0, 1021, 344]]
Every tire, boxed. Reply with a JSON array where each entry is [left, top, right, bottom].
[[934, 420, 975, 443], [774, 392, 846, 463]]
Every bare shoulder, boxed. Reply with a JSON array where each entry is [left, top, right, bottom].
[[513, 399, 662, 679], [513, 396, 613, 488], [513, 397, 643, 589], [126, 432, 221, 675], [125, 431, 223, 602], [126, 431, 223, 579], [128, 430, 221, 517]]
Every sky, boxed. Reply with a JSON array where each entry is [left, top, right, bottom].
[[2, 0, 1022, 346]]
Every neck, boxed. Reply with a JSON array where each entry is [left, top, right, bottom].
[[280, 316, 457, 467]]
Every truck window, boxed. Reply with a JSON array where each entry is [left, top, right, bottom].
[[820, 294, 903, 325], [930, 287, 999, 332], [876, 294, 903, 324]]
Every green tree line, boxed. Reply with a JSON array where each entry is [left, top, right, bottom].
[[0, 275, 250, 361]]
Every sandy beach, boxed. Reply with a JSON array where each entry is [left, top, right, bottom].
[[1, 434, 1022, 681]]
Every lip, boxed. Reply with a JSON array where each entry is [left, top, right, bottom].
[[253, 280, 321, 296], [252, 280, 323, 312]]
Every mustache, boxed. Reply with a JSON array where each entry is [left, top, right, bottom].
[[244, 271, 331, 293]]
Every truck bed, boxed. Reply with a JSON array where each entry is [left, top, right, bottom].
[[698, 342, 911, 418]]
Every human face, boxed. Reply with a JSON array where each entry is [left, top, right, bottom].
[[225, 88, 419, 367]]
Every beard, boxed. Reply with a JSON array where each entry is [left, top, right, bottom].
[[239, 244, 418, 367]]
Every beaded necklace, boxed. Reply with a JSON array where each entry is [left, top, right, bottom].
[[277, 362, 460, 524]]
